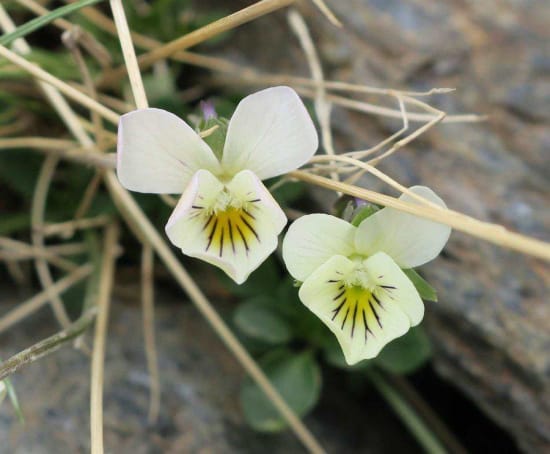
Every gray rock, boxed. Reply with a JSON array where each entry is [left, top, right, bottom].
[[198, 0, 550, 451]]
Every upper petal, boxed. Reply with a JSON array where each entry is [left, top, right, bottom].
[[354, 186, 451, 268], [165, 169, 287, 284], [282, 214, 356, 282], [117, 108, 221, 194], [298, 254, 417, 365], [221, 86, 318, 180]]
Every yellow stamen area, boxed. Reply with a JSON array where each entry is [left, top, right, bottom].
[[330, 283, 386, 342], [201, 206, 259, 258]]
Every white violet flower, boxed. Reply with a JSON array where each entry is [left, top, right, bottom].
[[282, 187, 451, 364], [117, 86, 318, 283]]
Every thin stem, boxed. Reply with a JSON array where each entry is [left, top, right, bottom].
[[366, 368, 446, 454], [31, 155, 72, 328], [90, 223, 119, 454], [291, 170, 550, 261], [0, 307, 97, 381], [141, 244, 160, 423], [98, 0, 298, 88]]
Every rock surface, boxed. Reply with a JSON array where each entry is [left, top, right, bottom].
[[0, 286, 419, 453], [196, 0, 550, 451]]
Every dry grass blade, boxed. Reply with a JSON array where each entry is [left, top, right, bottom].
[[90, 223, 119, 454], [141, 244, 160, 424], [98, 0, 298, 88], [291, 170, 550, 261], [0, 263, 93, 335]]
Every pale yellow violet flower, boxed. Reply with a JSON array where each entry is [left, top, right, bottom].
[[282, 187, 451, 364], [117, 87, 318, 283]]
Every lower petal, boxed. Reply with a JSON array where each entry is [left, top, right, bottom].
[[298, 254, 423, 365], [165, 169, 287, 284]]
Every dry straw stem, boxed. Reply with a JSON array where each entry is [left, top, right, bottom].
[[98, 0, 298, 87], [0, 238, 80, 272], [0, 263, 93, 335], [0, 305, 97, 382], [90, 222, 119, 454], [108, 4, 324, 452], [289, 9, 338, 184], [31, 155, 72, 328], [17, 0, 112, 67], [41, 214, 112, 237], [0, 5, 92, 145], [141, 244, 160, 424], [0, 43, 120, 125], [290, 170, 550, 261]]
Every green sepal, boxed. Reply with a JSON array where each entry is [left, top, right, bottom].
[[199, 117, 229, 160], [351, 204, 380, 226], [403, 269, 438, 302]]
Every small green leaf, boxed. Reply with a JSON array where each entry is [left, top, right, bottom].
[[240, 350, 321, 432], [271, 180, 305, 206], [375, 327, 432, 374], [200, 118, 229, 161], [351, 204, 380, 226], [234, 299, 292, 345], [403, 269, 438, 302], [5, 378, 24, 423]]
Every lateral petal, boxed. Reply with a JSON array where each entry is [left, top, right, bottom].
[[117, 108, 221, 194], [282, 214, 356, 282]]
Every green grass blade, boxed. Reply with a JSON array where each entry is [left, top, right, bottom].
[[0, 0, 104, 47]]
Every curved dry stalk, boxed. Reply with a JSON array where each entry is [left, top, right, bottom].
[[289, 9, 338, 184], [31, 155, 72, 328]]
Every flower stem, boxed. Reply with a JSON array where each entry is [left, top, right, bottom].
[[366, 368, 447, 454]]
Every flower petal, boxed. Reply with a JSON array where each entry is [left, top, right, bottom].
[[165, 169, 286, 284], [362, 252, 425, 326], [298, 252, 423, 365], [117, 108, 221, 194], [355, 186, 451, 268], [282, 214, 356, 282], [221, 86, 318, 180]]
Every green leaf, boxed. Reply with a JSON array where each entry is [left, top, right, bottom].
[[375, 327, 432, 374], [322, 335, 373, 370], [240, 350, 321, 432], [5, 378, 24, 423], [270, 180, 305, 206], [219, 257, 280, 298], [0, 0, 105, 47], [403, 269, 438, 302], [234, 299, 292, 345]]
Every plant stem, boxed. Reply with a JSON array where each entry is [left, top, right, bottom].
[[0, 309, 97, 381], [366, 368, 446, 454]]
